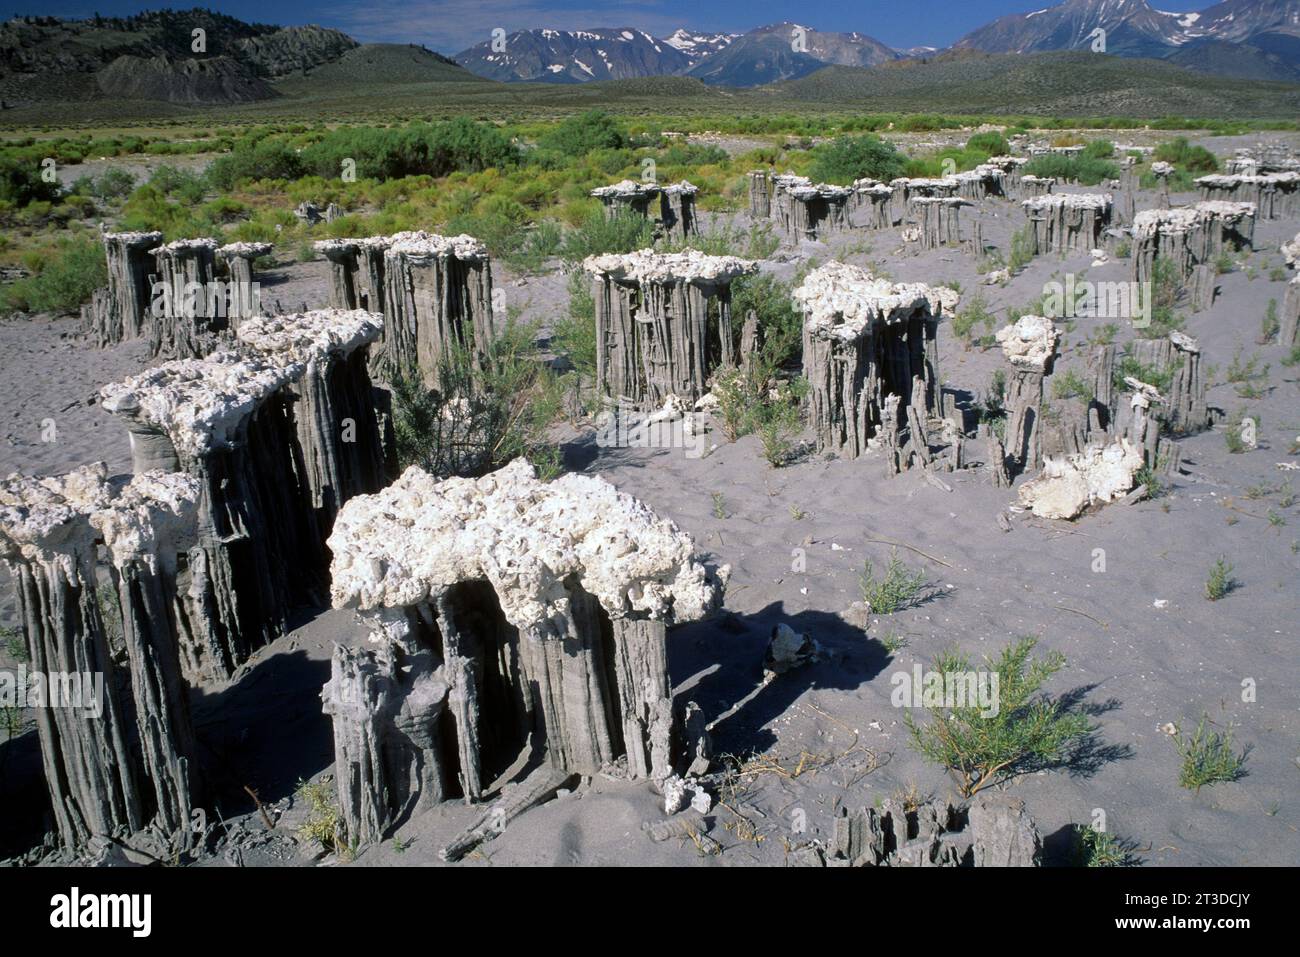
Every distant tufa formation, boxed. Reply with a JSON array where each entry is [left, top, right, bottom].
[[747, 160, 1040, 246], [1021, 193, 1113, 255], [1132, 201, 1256, 312], [794, 262, 955, 473], [585, 248, 757, 409], [323, 459, 727, 859], [1225, 142, 1300, 178], [590, 179, 698, 241], [315, 231, 496, 388], [82, 233, 274, 357]]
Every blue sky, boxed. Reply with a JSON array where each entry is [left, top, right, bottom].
[[19, 0, 1211, 55]]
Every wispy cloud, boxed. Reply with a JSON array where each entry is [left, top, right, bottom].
[[321, 0, 705, 56]]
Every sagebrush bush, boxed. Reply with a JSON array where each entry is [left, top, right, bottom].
[[392, 321, 564, 480], [1, 625, 26, 663], [905, 637, 1092, 797], [808, 134, 907, 185], [1023, 153, 1119, 186], [559, 209, 653, 261], [301, 118, 520, 181], [1007, 225, 1035, 273], [1204, 556, 1235, 600], [951, 294, 995, 346], [731, 272, 801, 367], [1175, 714, 1248, 791], [965, 131, 1010, 156], [296, 779, 344, 851], [859, 550, 929, 614], [149, 164, 206, 203], [1, 234, 107, 314], [537, 111, 627, 155], [206, 139, 307, 190], [1153, 136, 1219, 174], [1072, 825, 1132, 867], [552, 269, 598, 383], [1114, 352, 1172, 394], [0, 157, 61, 207], [752, 377, 807, 467], [71, 166, 136, 202]]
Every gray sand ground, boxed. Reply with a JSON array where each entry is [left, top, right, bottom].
[[2, 131, 1298, 867]]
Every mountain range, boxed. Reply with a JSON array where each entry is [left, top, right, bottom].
[[0, 1, 1296, 112], [453, 1, 1300, 86]]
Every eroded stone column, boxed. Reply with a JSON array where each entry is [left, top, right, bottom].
[[1021, 194, 1112, 256], [379, 233, 494, 388], [82, 231, 163, 347], [323, 460, 728, 857], [911, 197, 971, 250], [217, 241, 272, 329], [149, 238, 222, 359], [747, 170, 771, 219], [795, 262, 946, 468], [996, 314, 1058, 478], [0, 465, 203, 852], [585, 249, 757, 408], [1132, 201, 1256, 313], [101, 309, 387, 680]]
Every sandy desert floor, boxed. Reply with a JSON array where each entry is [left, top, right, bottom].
[[2, 132, 1298, 867]]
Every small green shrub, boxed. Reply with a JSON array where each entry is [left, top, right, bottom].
[[1260, 299, 1279, 344], [978, 369, 1007, 435], [1072, 825, 1133, 867], [712, 367, 755, 442], [1, 235, 107, 314], [391, 321, 563, 479], [149, 164, 206, 202], [296, 779, 344, 851], [1133, 463, 1163, 499], [71, 166, 136, 202], [1051, 369, 1094, 402], [808, 134, 907, 185], [1114, 352, 1172, 394], [752, 378, 807, 467], [1023, 153, 1119, 186], [1, 625, 27, 663], [1082, 139, 1115, 160], [905, 637, 1092, 797], [551, 269, 598, 382], [965, 131, 1010, 156], [207, 139, 306, 190], [537, 111, 627, 155], [1153, 137, 1219, 174], [951, 294, 995, 347], [559, 210, 653, 262], [859, 549, 929, 615], [0, 156, 61, 207], [731, 272, 801, 367], [1204, 556, 1235, 600], [1007, 225, 1035, 273], [1175, 715, 1249, 791]]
